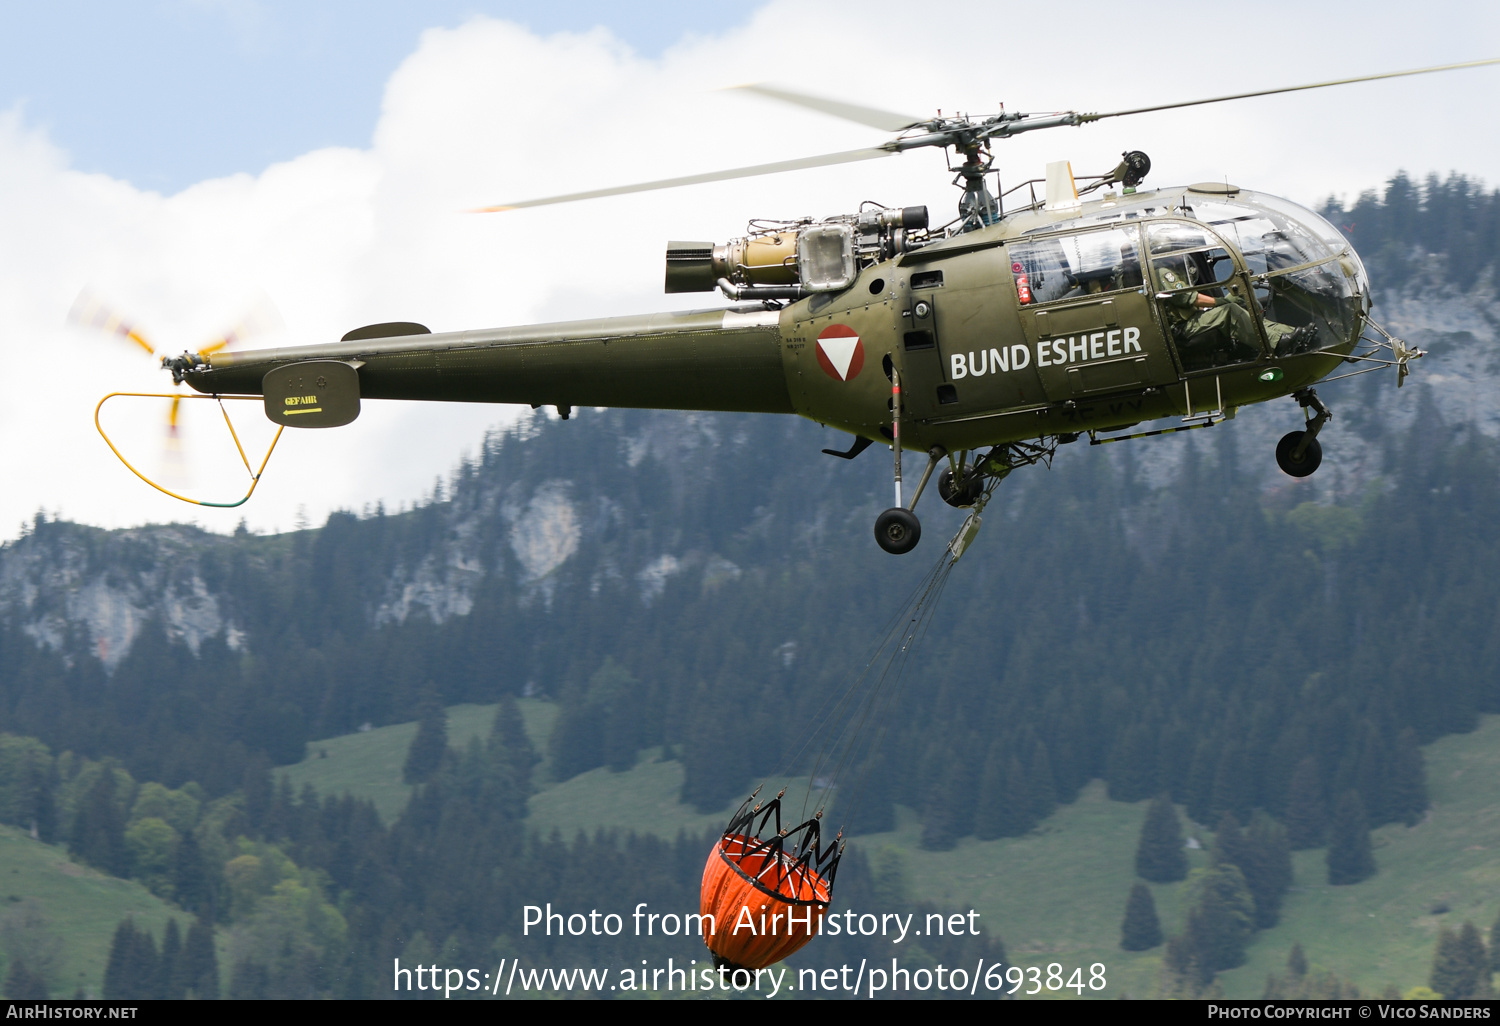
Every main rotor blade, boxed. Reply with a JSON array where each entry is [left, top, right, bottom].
[[475, 147, 894, 212], [1093, 56, 1500, 122], [728, 84, 928, 132]]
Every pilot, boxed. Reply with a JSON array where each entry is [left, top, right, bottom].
[[1155, 266, 1313, 361]]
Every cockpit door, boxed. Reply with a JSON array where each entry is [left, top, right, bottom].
[[1144, 220, 1267, 376], [1008, 225, 1178, 403]]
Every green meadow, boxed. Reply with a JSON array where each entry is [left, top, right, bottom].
[[269, 707, 1500, 998]]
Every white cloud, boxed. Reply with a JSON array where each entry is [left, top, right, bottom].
[[1, 1, 1497, 539]]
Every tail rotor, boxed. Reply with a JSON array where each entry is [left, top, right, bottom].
[[69, 289, 282, 448]]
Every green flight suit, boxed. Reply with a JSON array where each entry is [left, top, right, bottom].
[[1156, 267, 1261, 365]]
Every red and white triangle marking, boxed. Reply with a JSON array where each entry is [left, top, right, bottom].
[[816, 324, 865, 381]]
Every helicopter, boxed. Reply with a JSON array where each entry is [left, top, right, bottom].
[[123, 58, 1496, 555]]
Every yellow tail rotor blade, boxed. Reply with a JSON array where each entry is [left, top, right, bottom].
[[197, 296, 285, 358], [68, 289, 158, 356], [199, 334, 236, 356]]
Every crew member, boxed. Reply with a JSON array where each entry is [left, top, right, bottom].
[[1156, 266, 1313, 363]]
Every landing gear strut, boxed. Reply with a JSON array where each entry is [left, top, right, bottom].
[[1276, 388, 1330, 478], [874, 369, 940, 554], [869, 365, 1068, 554]]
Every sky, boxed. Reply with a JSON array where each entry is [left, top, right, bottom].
[[1, 0, 1498, 539]]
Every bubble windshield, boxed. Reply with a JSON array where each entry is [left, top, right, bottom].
[[1018, 188, 1367, 358], [1181, 191, 1366, 355]]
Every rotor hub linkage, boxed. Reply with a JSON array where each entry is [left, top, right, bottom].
[[161, 351, 207, 386]]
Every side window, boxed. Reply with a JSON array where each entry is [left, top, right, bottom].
[[1011, 227, 1142, 306], [1150, 248, 1235, 293]]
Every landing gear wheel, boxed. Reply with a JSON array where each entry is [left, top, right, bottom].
[[937, 467, 984, 508], [1276, 431, 1323, 478], [874, 508, 922, 554]]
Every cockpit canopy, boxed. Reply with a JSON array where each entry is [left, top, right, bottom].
[[1009, 186, 1368, 367]]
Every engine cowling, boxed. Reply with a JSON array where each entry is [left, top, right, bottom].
[[665, 206, 929, 297]]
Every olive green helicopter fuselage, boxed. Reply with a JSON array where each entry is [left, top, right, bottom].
[[147, 58, 1499, 549], [186, 183, 1370, 524]]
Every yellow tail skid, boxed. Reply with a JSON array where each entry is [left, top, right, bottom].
[[95, 392, 284, 508]]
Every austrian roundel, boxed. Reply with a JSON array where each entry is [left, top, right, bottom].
[[815, 325, 864, 382]]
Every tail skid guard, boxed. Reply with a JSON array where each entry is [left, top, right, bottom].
[[95, 392, 284, 508]]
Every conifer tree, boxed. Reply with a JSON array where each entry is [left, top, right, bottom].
[[102, 918, 158, 1000], [1185, 740, 1216, 825], [846, 754, 895, 836], [1184, 864, 1255, 973], [1209, 745, 1249, 822], [1047, 723, 1084, 806], [1387, 729, 1428, 826], [1156, 723, 1192, 806], [490, 695, 538, 794], [70, 770, 127, 876], [1449, 921, 1492, 999], [18, 752, 57, 844], [240, 755, 273, 834], [678, 700, 739, 811], [171, 831, 212, 918], [920, 753, 964, 851], [1136, 796, 1189, 883], [159, 919, 183, 1000], [1162, 932, 1212, 996], [1326, 791, 1376, 885], [586, 659, 640, 773], [1284, 757, 1326, 850], [550, 659, 637, 779], [973, 745, 1007, 841], [1106, 724, 1156, 803], [1287, 942, 1308, 979], [102, 919, 134, 1000], [264, 775, 295, 841], [403, 695, 448, 784], [1120, 882, 1163, 951], [181, 916, 219, 1000], [1241, 813, 1293, 929], [1349, 724, 1387, 825], [1430, 925, 1486, 998], [1001, 755, 1030, 837], [604, 698, 640, 773], [1026, 741, 1057, 824], [1210, 813, 1249, 872], [1214, 812, 1294, 930], [128, 923, 159, 1001]]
